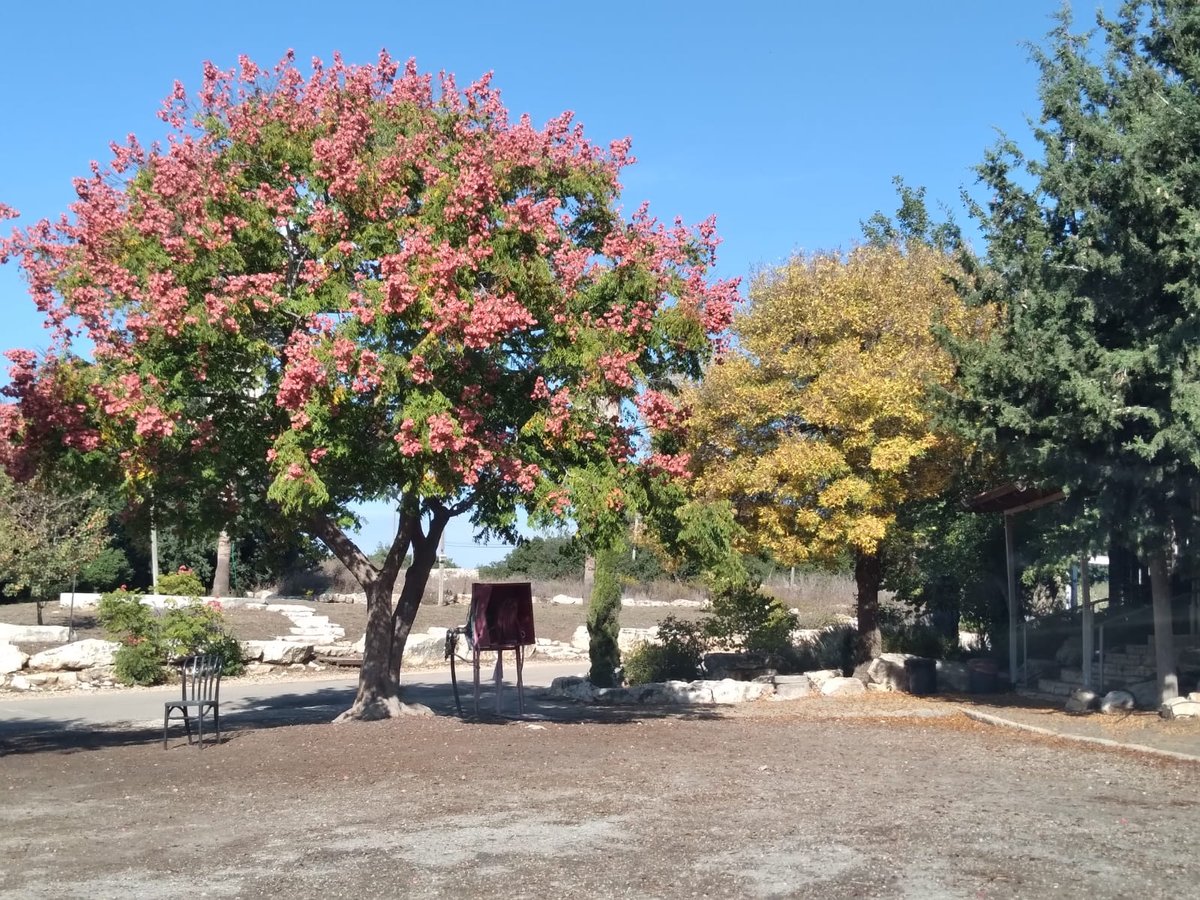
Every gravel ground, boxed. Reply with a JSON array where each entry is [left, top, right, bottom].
[[1, 693, 1196, 899]]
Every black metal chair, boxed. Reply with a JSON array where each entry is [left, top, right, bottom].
[[163, 654, 223, 749]]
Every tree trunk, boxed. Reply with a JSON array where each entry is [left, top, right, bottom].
[[587, 546, 622, 687], [389, 528, 443, 680], [340, 578, 406, 720], [211, 529, 232, 598], [1147, 548, 1179, 706], [853, 549, 882, 665]]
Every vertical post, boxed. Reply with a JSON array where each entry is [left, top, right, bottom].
[[437, 533, 446, 606], [1081, 552, 1094, 690], [68, 573, 77, 643], [1004, 513, 1018, 688], [150, 505, 160, 593]]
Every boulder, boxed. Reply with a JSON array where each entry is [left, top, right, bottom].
[[1160, 697, 1200, 720], [659, 680, 715, 704], [312, 643, 359, 659], [547, 675, 597, 702], [617, 627, 659, 652], [548, 594, 583, 605], [853, 653, 914, 692], [0, 643, 28, 675], [0, 623, 71, 644], [570, 625, 589, 651], [936, 660, 970, 693], [710, 678, 770, 704], [804, 669, 842, 690], [1065, 688, 1097, 713], [820, 676, 866, 697], [9, 674, 33, 691], [403, 633, 446, 667], [28, 639, 119, 672], [704, 651, 774, 681], [771, 674, 813, 701], [242, 640, 312, 665], [1099, 690, 1136, 714]]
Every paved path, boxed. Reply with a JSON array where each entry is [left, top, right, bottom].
[[0, 661, 586, 741]]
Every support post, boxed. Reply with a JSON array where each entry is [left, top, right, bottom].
[[150, 509, 160, 593], [1004, 513, 1018, 688], [1081, 552, 1094, 690]]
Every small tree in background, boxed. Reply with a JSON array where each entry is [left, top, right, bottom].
[[0, 472, 110, 624]]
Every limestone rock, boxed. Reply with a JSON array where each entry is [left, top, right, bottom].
[[710, 678, 770, 704], [548, 594, 583, 605], [617, 627, 659, 652], [0, 623, 71, 644], [659, 680, 715, 704], [29, 639, 119, 672], [9, 674, 32, 691], [239, 641, 265, 661], [820, 676, 866, 697], [548, 675, 597, 703], [1160, 697, 1200, 719], [0, 643, 28, 675], [771, 674, 813, 701], [403, 633, 446, 667], [242, 640, 312, 665], [312, 643, 359, 659], [1099, 690, 1136, 714], [570, 625, 589, 651], [853, 653, 913, 692], [1065, 688, 1097, 713], [804, 669, 842, 690]]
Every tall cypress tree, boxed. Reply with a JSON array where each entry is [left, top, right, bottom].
[[950, 1, 1200, 703]]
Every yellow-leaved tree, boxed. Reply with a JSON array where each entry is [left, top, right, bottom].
[[686, 242, 979, 661]]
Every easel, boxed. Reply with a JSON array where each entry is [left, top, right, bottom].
[[446, 582, 534, 718]]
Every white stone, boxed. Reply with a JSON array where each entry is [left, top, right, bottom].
[[0, 643, 28, 674], [548, 594, 583, 605], [0, 623, 71, 643], [670, 599, 705, 608], [1099, 690, 1136, 714], [23, 672, 59, 686], [820, 676, 866, 697], [659, 680, 715, 704], [242, 640, 312, 665], [571, 625, 589, 651], [403, 633, 446, 667], [854, 653, 914, 692], [548, 675, 596, 702], [617, 627, 659, 652], [1160, 697, 1200, 719], [771, 675, 813, 701], [804, 669, 842, 690], [239, 641, 265, 661], [28, 639, 119, 672], [264, 603, 316, 615], [9, 674, 32, 691], [710, 678, 770, 704], [312, 643, 359, 659]]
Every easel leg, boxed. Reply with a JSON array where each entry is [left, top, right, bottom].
[[517, 645, 525, 715], [494, 651, 504, 715], [473, 649, 481, 716]]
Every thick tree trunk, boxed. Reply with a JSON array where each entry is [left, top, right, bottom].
[[340, 578, 407, 720], [1147, 548, 1179, 706], [853, 550, 882, 665], [389, 531, 442, 680], [211, 529, 232, 598]]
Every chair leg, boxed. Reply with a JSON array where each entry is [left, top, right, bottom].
[[163, 709, 169, 750], [197, 708, 204, 749], [182, 711, 193, 746], [214, 705, 220, 746]]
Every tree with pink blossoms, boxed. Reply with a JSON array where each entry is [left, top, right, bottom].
[[0, 53, 736, 720]]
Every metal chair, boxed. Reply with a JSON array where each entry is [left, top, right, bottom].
[[163, 654, 223, 749]]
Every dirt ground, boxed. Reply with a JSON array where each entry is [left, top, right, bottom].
[[1, 692, 1196, 899]]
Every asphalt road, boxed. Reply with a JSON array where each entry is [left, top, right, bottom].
[[0, 661, 586, 741]]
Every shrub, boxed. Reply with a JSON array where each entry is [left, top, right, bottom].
[[161, 600, 223, 657], [97, 588, 155, 641], [705, 582, 797, 656], [204, 632, 247, 677], [624, 616, 708, 685], [113, 639, 166, 686], [157, 570, 205, 597]]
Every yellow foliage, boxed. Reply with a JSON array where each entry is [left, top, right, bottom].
[[687, 243, 977, 565]]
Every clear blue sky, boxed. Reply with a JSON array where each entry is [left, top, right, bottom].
[[0, 1, 1104, 566]]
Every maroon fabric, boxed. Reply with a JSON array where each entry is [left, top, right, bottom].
[[469, 582, 535, 649]]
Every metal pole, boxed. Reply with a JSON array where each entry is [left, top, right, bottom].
[[1081, 552, 1094, 690], [1005, 514, 1018, 688], [150, 506, 160, 594]]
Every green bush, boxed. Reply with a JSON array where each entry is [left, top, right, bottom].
[[97, 588, 155, 641], [157, 571, 205, 597], [113, 639, 166, 686], [624, 616, 708, 685], [705, 582, 796, 655], [99, 590, 244, 683]]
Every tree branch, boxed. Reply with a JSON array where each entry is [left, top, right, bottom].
[[308, 512, 376, 589]]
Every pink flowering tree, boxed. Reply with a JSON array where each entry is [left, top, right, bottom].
[[0, 53, 736, 720]]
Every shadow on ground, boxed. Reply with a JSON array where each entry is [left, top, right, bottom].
[[0, 683, 721, 756]]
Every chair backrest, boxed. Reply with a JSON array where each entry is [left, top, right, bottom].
[[181, 654, 223, 704]]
